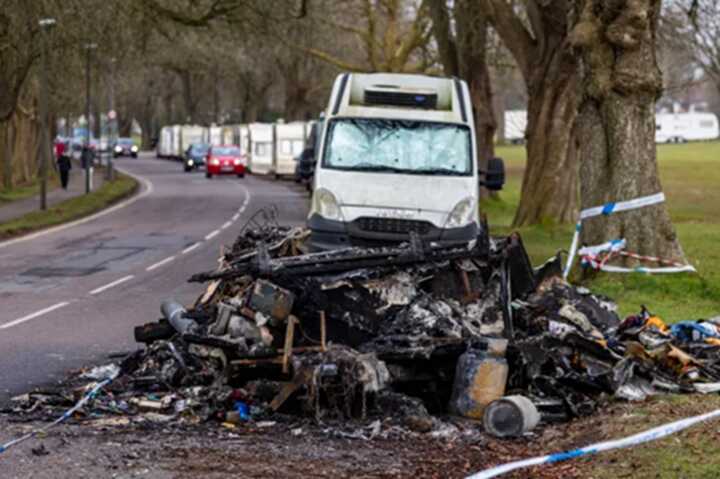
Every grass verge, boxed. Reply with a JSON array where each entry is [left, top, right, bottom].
[[0, 178, 59, 204], [0, 173, 138, 240], [483, 141, 720, 323]]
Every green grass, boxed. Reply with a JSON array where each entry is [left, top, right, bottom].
[[0, 178, 59, 204], [0, 173, 138, 239], [483, 141, 720, 322]]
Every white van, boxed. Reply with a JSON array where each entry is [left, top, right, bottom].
[[655, 113, 720, 143], [248, 123, 274, 175], [275, 122, 308, 178], [308, 72, 503, 250]]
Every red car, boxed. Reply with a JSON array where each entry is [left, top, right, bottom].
[[205, 146, 247, 179]]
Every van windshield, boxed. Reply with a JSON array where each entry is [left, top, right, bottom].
[[323, 118, 472, 176]]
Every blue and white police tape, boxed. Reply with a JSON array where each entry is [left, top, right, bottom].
[[563, 192, 675, 279], [0, 369, 118, 454], [466, 407, 720, 479]]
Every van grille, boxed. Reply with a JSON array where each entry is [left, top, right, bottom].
[[355, 217, 433, 235], [364, 90, 437, 109]]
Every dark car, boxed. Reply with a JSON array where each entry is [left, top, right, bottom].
[[294, 147, 316, 190], [184, 143, 210, 172], [114, 138, 139, 158], [293, 118, 323, 191]]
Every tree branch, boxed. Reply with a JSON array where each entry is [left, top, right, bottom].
[[484, 0, 535, 80]]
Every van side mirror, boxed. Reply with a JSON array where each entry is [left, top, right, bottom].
[[480, 157, 505, 191]]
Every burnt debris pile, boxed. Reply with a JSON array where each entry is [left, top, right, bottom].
[[8, 213, 720, 436]]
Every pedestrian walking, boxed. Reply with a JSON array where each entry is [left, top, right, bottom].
[[55, 140, 72, 189]]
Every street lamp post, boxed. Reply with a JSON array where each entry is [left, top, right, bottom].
[[38, 18, 56, 211], [107, 57, 117, 181], [84, 43, 97, 194]]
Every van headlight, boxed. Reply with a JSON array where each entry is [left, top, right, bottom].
[[114, 146, 122, 153], [188, 159, 194, 166], [311, 188, 342, 221], [445, 197, 475, 228], [131, 145, 139, 152]]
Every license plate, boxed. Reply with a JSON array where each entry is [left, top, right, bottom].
[[222, 165, 234, 172]]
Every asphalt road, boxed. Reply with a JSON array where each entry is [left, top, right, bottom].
[[0, 152, 310, 403]]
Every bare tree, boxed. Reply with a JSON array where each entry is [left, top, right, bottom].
[[484, 0, 581, 226], [571, 0, 686, 263]]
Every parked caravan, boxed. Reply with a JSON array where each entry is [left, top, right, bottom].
[[179, 125, 207, 156], [504, 110, 527, 144], [249, 123, 274, 175], [221, 126, 236, 146], [655, 113, 720, 143], [208, 125, 223, 146], [157, 126, 174, 158], [239, 125, 250, 155], [275, 122, 308, 178]]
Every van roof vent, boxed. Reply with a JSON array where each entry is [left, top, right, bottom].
[[364, 85, 438, 110]]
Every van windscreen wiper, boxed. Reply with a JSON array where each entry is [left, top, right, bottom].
[[417, 167, 468, 176], [340, 163, 405, 173]]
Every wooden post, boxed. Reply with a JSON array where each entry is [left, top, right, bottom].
[[282, 316, 297, 374]]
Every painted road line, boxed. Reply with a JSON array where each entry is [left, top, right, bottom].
[[221, 221, 232, 230], [232, 213, 240, 221], [146, 256, 176, 272], [205, 230, 220, 241], [89, 275, 135, 295], [0, 165, 154, 250], [1, 302, 70, 329], [182, 242, 201, 255]]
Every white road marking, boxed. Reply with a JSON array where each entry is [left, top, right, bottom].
[[89, 275, 135, 295], [205, 230, 220, 241], [1, 302, 70, 329], [182, 242, 201, 254], [221, 221, 232, 230], [146, 256, 176, 271], [232, 213, 240, 221], [0, 166, 154, 250]]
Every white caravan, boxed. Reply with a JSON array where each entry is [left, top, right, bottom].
[[208, 125, 223, 146], [504, 110, 527, 144], [248, 123, 275, 175], [157, 126, 175, 158], [308, 72, 504, 250], [179, 125, 206, 154], [655, 113, 720, 143], [275, 122, 308, 177]]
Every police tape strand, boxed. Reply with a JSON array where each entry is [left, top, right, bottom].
[[562, 192, 694, 278], [0, 371, 118, 454], [466, 407, 720, 479]]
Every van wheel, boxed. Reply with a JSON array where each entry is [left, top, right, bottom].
[[275, 173, 281, 180]]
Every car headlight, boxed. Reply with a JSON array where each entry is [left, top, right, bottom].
[[210, 158, 220, 166], [114, 146, 122, 153], [188, 159, 194, 166], [131, 145, 138, 152], [233, 159, 241, 166], [311, 188, 342, 221], [445, 197, 475, 228]]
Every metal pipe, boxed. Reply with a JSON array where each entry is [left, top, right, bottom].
[[160, 300, 197, 334]]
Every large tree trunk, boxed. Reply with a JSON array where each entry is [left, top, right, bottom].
[[0, 120, 13, 189], [513, 47, 580, 226], [571, 0, 684, 262]]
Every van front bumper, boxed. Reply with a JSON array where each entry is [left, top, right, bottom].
[[307, 214, 479, 251]]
